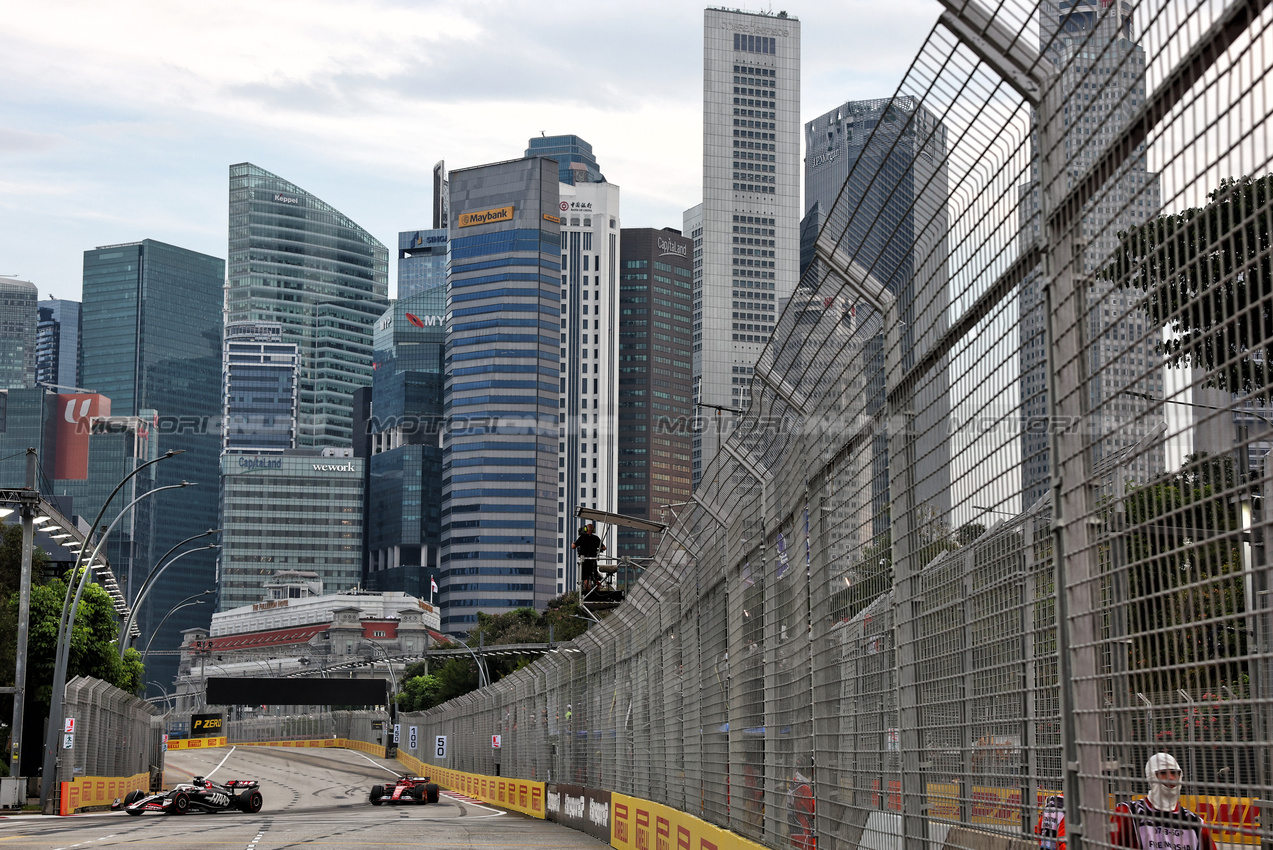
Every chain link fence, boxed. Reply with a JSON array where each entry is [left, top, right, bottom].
[[406, 0, 1273, 847], [225, 710, 389, 745], [58, 676, 162, 788]]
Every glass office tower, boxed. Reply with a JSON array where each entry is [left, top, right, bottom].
[[365, 262, 447, 596], [226, 163, 389, 447], [36, 298, 81, 391], [0, 278, 38, 390], [616, 228, 694, 567], [79, 239, 224, 692], [803, 96, 952, 524], [222, 321, 298, 453], [526, 135, 606, 185], [440, 157, 561, 633]]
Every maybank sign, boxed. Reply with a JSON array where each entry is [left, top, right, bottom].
[[458, 205, 514, 228]]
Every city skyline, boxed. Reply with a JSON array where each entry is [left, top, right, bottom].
[[0, 3, 938, 302]]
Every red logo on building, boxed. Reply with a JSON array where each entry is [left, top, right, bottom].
[[54, 394, 110, 480]]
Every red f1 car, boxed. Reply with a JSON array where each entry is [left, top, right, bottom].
[[112, 776, 263, 815], [369, 775, 441, 805]]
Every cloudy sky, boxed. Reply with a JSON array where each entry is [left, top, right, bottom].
[[1, 0, 939, 301]]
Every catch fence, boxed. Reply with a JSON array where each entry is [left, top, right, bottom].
[[58, 676, 163, 790], [408, 0, 1273, 848]]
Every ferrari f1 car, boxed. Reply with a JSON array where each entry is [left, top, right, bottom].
[[369, 775, 440, 805], [112, 776, 263, 815]]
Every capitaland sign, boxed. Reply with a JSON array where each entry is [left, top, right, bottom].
[[238, 457, 283, 470], [458, 205, 514, 227], [657, 237, 688, 257], [810, 149, 841, 169], [312, 462, 356, 472], [273, 193, 300, 204]]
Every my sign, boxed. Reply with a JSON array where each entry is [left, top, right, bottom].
[[492, 734, 502, 749]]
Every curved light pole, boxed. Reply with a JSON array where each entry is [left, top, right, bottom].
[[141, 591, 214, 663], [119, 540, 220, 659], [362, 640, 399, 709], [41, 467, 190, 811]]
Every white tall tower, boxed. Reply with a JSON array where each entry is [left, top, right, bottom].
[[692, 8, 801, 488], [555, 179, 620, 593]]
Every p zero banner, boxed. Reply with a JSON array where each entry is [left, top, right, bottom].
[[54, 393, 110, 480], [457, 205, 514, 228], [191, 713, 223, 737], [545, 784, 611, 842]]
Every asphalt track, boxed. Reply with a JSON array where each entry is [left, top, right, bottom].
[[0, 746, 606, 850]]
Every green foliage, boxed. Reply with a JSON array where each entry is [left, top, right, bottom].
[[1101, 174, 1273, 396], [395, 593, 589, 710], [396, 674, 444, 712], [1121, 453, 1247, 694], [5, 572, 144, 705]]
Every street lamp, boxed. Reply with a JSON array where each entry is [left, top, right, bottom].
[[362, 640, 399, 708], [119, 538, 220, 659], [40, 457, 190, 812], [141, 591, 214, 663]]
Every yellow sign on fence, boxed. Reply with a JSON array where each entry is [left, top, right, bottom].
[[60, 771, 150, 815], [166, 736, 227, 750]]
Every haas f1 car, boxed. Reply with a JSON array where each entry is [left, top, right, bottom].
[[112, 776, 263, 815], [369, 775, 440, 805]]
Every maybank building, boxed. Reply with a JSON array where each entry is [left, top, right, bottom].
[[441, 157, 562, 632], [218, 450, 365, 611]]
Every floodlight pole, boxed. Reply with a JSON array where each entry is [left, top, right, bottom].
[[7, 449, 38, 775], [119, 540, 220, 660], [39, 450, 185, 812]]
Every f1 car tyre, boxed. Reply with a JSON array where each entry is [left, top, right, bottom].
[[169, 792, 190, 815], [370, 786, 384, 806], [238, 790, 263, 813], [426, 783, 440, 804], [123, 789, 145, 815]]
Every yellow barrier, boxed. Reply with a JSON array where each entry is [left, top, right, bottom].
[[60, 771, 150, 815], [394, 750, 545, 819], [611, 792, 770, 850], [236, 737, 342, 749], [166, 736, 228, 750]]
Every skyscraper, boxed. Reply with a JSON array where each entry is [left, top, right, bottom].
[[617, 228, 694, 566], [35, 298, 81, 392], [526, 135, 607, 185], [222, 321, 298, 453], [1019, 0, 1162, 506], [226, 163, 390, 447], [441, 157, 562, 633], [365, 236, 447, 597], [79, 239, 224, 690], [691, 9, 801, 489], [804, 96, 952, 521], [0, 278, 38, 390], [553, 174, 620, 592]]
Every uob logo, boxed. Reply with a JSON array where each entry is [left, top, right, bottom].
[[55, 394, 110, 481]]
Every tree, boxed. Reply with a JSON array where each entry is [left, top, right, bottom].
[[1101, 174, 1273, 396], [394, 593, 589, 710], [397, 674, 443, 712], [1121, 453, 1246, 696]]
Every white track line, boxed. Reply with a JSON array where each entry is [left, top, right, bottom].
[[204, 746, 237, 779], [348, 750, 405, 776]]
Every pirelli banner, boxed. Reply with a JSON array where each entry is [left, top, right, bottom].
[[167, 735, 227, 750], [60, 771, 150, 815], [610, 793, 770, 850], [394, 750, 543, 819]]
